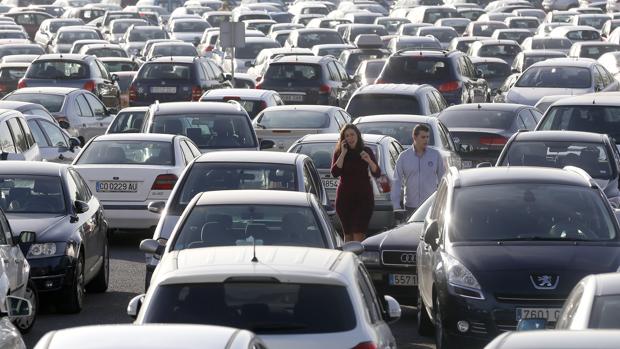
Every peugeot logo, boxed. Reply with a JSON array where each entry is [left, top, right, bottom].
[[530, 274, 559, 290], [400, 253, 416, 264]]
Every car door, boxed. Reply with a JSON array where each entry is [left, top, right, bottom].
[[74, 93, 95, 142], [357, 264, 396, 349], [6, 117, 35, 161], [334, 60, 356, 107], [0, 211, 25, 293], [84, 92, 113, 138], [38, 120, 76, 163], [95, 59, 120, 109]]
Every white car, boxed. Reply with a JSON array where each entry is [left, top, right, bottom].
[[72, 133, 200, 231], [34, 324, 268, 349], [129, 246, 400, 349]]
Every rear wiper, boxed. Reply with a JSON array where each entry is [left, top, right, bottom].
[[250, 322, 307, 332], [255, 123, 265, 129]]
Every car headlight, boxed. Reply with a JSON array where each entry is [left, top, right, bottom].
[[360, 251, 380, 265], [27, 242, 67, 258], [442, 252, 484, 300]]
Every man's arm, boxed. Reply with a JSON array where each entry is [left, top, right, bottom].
[[391, 153, 405, 209]]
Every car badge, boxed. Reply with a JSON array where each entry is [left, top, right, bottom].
[[113, 177, 119, 180], [530, 274, 559, 290], [400, 253, 416, 264]]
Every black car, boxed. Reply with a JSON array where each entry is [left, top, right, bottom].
[[438, 103, 542, 168], [256, 55, 356, 107], [417, 166, 620, 349], [376, 50, 489, 105], [339, 47, 390, 76], [495, 130, 620, 206], [1, 161, 109, 313], [18, 54, 121, 112], [361, 193, 435, 306], [129, 56, 232, 106]]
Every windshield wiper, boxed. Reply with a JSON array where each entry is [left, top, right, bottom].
[[497, 236, 589, 242], [250, 322, 308, 332]]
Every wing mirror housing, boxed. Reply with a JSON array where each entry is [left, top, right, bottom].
[[5, 296, 33, 317], [476, 162, 493, 168], [147, 201, 166, 214], [340, 241, 364, 255], [69, 137, 80, 151], [423, 220, 439, 250], [127, 294, 144, 319], [260, 139, 275, 150], [383, 295, 401, 323], [74, 200, 89, 214], [140, 238, 165, 256]]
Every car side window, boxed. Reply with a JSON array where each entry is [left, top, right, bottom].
[[518, 109, 536, 129], [66, 171, 79, 203], [357, 265, 382, 323], [17, 117, 35, 147], [179, 140, 194, 165], [593, 66, 605, 90], [96, 60, 111, 80], [306, 160, 324, 201], [186, 140, 201, 157], [427, 94, 439, 114], [597, 65, 613, 87], [303, 163, 319, 198], [334, 61, 349, 81], [556, 283, 584, 329], [439, 122, 456, 151], [437, 124, 450, 148], [7, 118, 28, 153], [84, 94, 107, 117], [0, 121, 15, 153], [433, 91, 447, 111], [39, 120, 68, 148], [71, 169, 92, 202], [201, 61, 215, 80], [89, 61, 103, 79], [389, 142, 400, 168], [529, 108, 543, 123], [27, 120, 49, 146], [0, 213, 11, 245], [339, 110, 352, 124], [326, 62, 340, 81], [208, 61, 225, 80], [430, 179, 447, 221], [196, 62, 209, 82], [76, 94, 94, 117]]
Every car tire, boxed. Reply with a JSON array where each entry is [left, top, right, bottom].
[[86, 238, 109, 293], [434, 300, 454, 349], [59, 253, 85, 314], [417, 293, 434, 337], [12, 280, 37, 333]]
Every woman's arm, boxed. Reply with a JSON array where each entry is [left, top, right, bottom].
[[361, 147, 381, 178], [331, 142, 348, 177]]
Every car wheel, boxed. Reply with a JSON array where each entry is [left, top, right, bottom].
[[417, 293, 434, 337], [59, 253, 85, 314], [434, 300, 453, 349], [86, 239, 109, 293], [12, 280, 37, 333]]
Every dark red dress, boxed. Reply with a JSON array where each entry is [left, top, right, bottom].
[[331, 147, 381, 233]]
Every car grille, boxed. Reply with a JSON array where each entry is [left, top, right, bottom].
[[469, 321, 488, 335], [381, 250, 416, 266], [495, 294, 566, 306]]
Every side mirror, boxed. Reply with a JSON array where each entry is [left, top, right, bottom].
[[127, 294, 144, 319], [511, 67, 519, 74], [260, 139, 275, 150], [59, 120, 70, 130], [476, 162, 492, 168], [111, 74, 119, 82], [341, 241, 364, 255], [249, 59, 256, 67], [5, 296, 33, 317], [423, 220, 439, 250], [476, 69, 485, 79], [147, 201, 166, 214], [517, 318, 547, 331], [74, 200, 89, 214], [139, 238, 165, 256], [223, 73, 232, 81], [383, 295, 401, 323], [69, 137, 80, 151], [18, 231, 36, 244], [106, 107, 118, 115]]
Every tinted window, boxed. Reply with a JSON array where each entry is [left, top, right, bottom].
[[0, 121, 14, 153], [0, 67, 26, 81], [357, 121, 433, 146], [151, 45, 197, 57], [589, 295, 620, 328], [27, 61, 88, 80], [235, 41, 280, 59], [107, 110, 145, 133], [440, 109, 515, 129], [531, 38, 572, 50], [516, 66, 592, 88], [129, 28, 167, 41], [566, 30, 600, 41], [477, 44, 521, 58], [4, 93, 65, 113], [27, 120, 48, 146], [173, 21, 210, 32], [0, 175, 66, 214], [57, 31, 99, 43], [265, 63, 321, 82], [76, 140, 173, 165], [540, 106, 620, 140], [381, 57, 456, 84], [297, 31, 343, 48], [103, 61, 138, 72], [450, 184, 617, 241], [7, 118, 26, 152], [138, 63, 193, 80], [579, 45, 619, 60], [257, 110, 329, 128], [111, 20, 146, 33], [419, 28, 457, 42], [86, 48, 127, 58], [347, 94, 421, 118], [424, 9, 458, 23], [294, 142, 379, 169], [144, 282, 356, 334], [473, 62, 510, 79], [39, 121, 67, 148]]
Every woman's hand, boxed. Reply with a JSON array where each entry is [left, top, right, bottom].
[[340, 141, 348, 155], [360, 150, 371, 163]]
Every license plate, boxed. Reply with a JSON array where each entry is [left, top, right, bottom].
[[96, 181, 138, 193], [462, 160, 473, 168], [281, 94, 303, 102], [516, 308, 561, 322], [388, 274, 418, 286], [322, 178, 339, 189], [150, 86, 176, 94]]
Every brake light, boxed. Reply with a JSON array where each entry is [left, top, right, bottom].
[[438, 81, 461, 92], [223, 96, 240, 101], [151, 174, 178, 190], [17, 79, 26, 89], [83, 80, 96, 92], [376, 175, 391, 193], [129, 84, 137, 102], [191, 86, 202, 101], [479, 135, 507, 146], [352, 342, 377, 349], [319, 84, 331, 94]]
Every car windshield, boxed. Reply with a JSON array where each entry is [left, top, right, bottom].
[[265, 63, 321, 82], [57, 31, 98, 43], [440, 109, 515, 129], [420, 29, 457, 42], [474, 62, 510, 79], [539, 106, 620, 141], [87, 48, 127, 57], [143, 282, 356, 334], [151, 45, 197, 57], [103, 61, 137, 72], [380, 57, 456, 84], [107, 111, 145, 133], [173, 21, 209, 32], [150, 113, 256, 149], [515, 66, 592, 88], [4, 93, 65, 112], [500, 141, 612, 179], [0, 67, 26, 81], [477, 44, 521, 58], [590, 295, 620, 328], [174, 163, 297, 211], [129, 29, 167, 41], [298, 31, 343, 48], [111, 20, 145, 33], [172, 204, 325, 249], [0, 176, 66, 214], [450, 184, 618, 241], [531, 38, 572, 50], [347, 94, 421, 118], [357, 121, 433, 146], [257, 110, 329, 129], [27, 61, 88, 80], [138, 63, 192, 80], [293, 142, 379, 169], [76, 140, 174, 165], [580, 17, 608, 29], [236, 42, 280, 59], [566, 30, 600, 41]]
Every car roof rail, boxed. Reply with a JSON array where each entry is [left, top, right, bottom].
[[563, 165, 598, 189]]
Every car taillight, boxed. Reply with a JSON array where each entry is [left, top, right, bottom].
[[255, 81, 263, 89], [191, 86, 202, 101], [319, 84, 331, 94], [352, 342, 377, 349], [479, 135, 507, 146], [83, 80, 96, 92], [376, 174, 391, 193], [438, 81, 461, 92], [17, 79, 26, 89], [203, 45, 213, 53], [151, 174, 177, 190], [129, 84, 137, 102]]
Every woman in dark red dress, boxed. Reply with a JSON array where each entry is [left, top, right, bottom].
[[331, 124, 381, 242]]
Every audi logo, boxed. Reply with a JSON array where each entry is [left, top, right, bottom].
[[400, 253, 416, 264]]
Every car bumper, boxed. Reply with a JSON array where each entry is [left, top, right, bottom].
[[366, 265, 418, 305], [103, 202, 160, 229], [28, 255, 76, 293]]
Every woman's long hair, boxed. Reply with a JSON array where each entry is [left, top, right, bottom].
[[336, 124, 365, 156]]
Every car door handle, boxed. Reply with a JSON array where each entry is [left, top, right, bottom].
[[58, 154, 64, 160]]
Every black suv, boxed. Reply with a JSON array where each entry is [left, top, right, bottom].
[[129, 56, 231, 106], [376, 50, 489, 105], [417, 166, 620, 349], [256, 55, 357, 107]]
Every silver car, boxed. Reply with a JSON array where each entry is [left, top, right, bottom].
[[25, 114, 81, 163]]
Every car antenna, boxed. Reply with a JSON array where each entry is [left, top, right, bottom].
[[251, 237, 258, 263]]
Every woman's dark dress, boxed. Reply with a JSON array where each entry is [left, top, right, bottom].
[[331, 146, 381, 233]]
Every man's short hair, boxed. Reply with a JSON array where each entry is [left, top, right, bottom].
[[413, 124, 430, 136]]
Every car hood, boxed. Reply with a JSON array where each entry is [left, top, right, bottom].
[[506, 87, 591, 106], [363, 221, 424, 251], [260, 332, 365, 349], [5, 213, 68, 242]]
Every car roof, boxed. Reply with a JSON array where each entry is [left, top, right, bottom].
[[9, 87, 79, 95], [92, 133, 177, 142], [591, 272, 620, 295], [99, 57, 135, 62], [40, 324, 242, 349], [0, 101, 45, 109], [529, 57, 596, 68], [35, 54, 90, 61], [118, 106, 149, 112], [195, 150, 301, 164], [394, 49, 454, 57], [443, 102, 528, 112], [488, 330, 620, 349], [0, 160, 66, 176], [297, 132, 388, 143], [261, 105, 337, 113], [195, 189, 311, 206], [355, 83, 430, 95], [202, 88, 275, 99], [271, 55, 328, 64], [148, 56, 198, 63], [521, 49, 566, 56], [355, 114, 436, 124], [549, 91, 620, 106], [469, 57, 509, 64], [513, 130, 605, 143], [0, 62, 29, 68], [150, 101, 246, 114], [455, 166, 593, 188]]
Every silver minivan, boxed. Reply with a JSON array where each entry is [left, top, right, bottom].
[[0, 110, 40, 161]]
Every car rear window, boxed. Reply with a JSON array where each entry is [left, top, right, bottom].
[[515, 66, 592, 88], [76, 140, 174, 165], [531, 38, 572, 50], [265, 63, 322, 82], [138, 63, 193, 80], [440, 109, 515, 129], [0, 67, 26, 81], [566, 30, 600, 41], [129, 28, 167, 41], [539, 106, 620, 141], [4, 93, 65, 113], [257, 110, 329, 129], [103, 61, 138, 73], [424, 9, 458, 23], [145, 282, 356, 333], [172, 204, 325, 249], [357, 121, 434, 146], [235, 41, 280, 59], [27, 60, 88, 80], [590, 295, 620, 328], [87, 48, 127, 57], [151, 45, 197, 57], [298, 31, 343, 48], [111, 20, 145, 33], [173, 21, 210, 32], [293, 142, 379, 169], [473, 62, 510, 79], [57, 31, 99, 43], [106, 111, 145, 133], [419, 28, 457, 42], [477, 44, 521, 58], [380, 56, 456, 84], [347, 94, 421, 118]]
